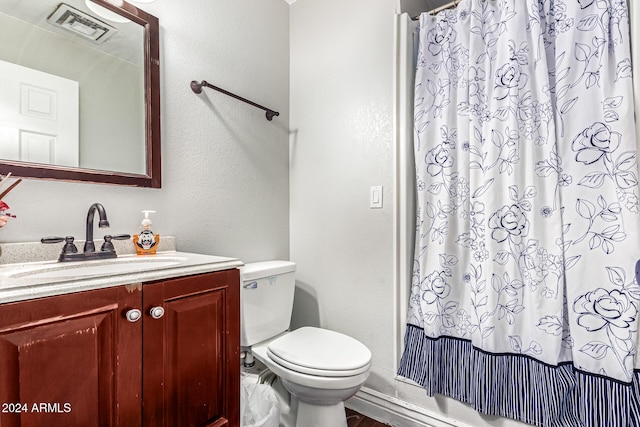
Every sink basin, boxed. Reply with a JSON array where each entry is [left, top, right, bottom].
[[4, 255, 189, 281], [0, 250, 243, 304]]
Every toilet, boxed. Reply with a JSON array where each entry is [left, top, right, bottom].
[[240, 261, 372, 427]]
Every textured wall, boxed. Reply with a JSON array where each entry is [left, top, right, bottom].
[[1, 0, 290, 264], [289, 0, 396, 399]]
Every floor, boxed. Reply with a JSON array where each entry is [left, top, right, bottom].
[[346, 408, 391, 427]]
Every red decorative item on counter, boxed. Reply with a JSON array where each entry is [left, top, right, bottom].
[[0, 200, 16, 218]]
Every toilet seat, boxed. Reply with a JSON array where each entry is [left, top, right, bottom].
[[266, 327, 372, 377]]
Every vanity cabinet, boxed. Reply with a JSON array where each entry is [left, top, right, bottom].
[[0, 269, 240, 427], [0, 283, 142, 426], [142, 270, 240, 427]]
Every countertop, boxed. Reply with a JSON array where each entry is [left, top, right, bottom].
[[0, 250, 243, 304]]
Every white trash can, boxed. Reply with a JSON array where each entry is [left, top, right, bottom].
[[241, 382, 280, 427]]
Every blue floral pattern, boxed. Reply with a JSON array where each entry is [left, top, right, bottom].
[[406, 0, 640, 383]]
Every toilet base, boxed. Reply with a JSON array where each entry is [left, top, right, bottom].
[[296, 400, 347, 427]]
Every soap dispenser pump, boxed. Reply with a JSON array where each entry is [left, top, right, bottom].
[[134, 210, 159, 255]]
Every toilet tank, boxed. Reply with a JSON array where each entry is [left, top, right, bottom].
[[240, 260, 296, 347]]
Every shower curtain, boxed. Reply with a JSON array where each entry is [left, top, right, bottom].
[[398, 1, 640, 426]]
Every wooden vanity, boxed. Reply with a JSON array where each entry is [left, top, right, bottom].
[[0, 254, 241, 427]]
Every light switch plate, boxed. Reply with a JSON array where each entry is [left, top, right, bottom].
[[370, 186, 383, 208]]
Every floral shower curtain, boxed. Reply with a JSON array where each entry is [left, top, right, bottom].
[[398, 1, 640, 426]]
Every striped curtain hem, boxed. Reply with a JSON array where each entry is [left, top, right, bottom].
[[398, 324, 640, 427]]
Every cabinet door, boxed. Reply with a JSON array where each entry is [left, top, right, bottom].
[[0, 284, 142, 427], [143, 270, 240, 427]]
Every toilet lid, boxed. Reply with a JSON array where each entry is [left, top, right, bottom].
[[267, 327, 372, 377]]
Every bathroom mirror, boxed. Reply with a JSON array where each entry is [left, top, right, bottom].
[[0, 0, 160, 187]]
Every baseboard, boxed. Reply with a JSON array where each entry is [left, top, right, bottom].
[[346, 387, 471, 427]]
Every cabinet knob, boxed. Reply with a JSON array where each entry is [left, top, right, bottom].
[[149, 306, 165, 319], [125, 309, 142, 323]]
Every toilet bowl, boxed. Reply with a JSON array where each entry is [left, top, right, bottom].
[[240, 261, 372, 427], [251, 327, 371, 427]]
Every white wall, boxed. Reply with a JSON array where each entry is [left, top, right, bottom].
[[289, 0, 398, 409], [1, 0, 290, 264], [289, 1, 530, 426], [289, 0, 395, 381]]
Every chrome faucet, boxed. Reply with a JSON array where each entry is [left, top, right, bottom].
[[84, 202, 110, 253], [41, 202, 130, 262]]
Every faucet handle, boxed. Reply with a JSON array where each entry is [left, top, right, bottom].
[[101, 234, 132, 252], [112, 234, 131, 240], [41, 236, 65, 244], [41, 236, 78, 254]]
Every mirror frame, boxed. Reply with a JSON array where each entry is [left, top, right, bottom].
[[0, 0, 161, 188]]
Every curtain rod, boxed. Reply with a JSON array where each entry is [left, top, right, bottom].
[[190, 80, 280, 121], [413, 0, 459, 19]]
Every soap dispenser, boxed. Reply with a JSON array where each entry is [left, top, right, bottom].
[[134, 210, 159, 255]]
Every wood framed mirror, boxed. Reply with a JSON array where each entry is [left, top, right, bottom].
[[0, 0, 161, 187]]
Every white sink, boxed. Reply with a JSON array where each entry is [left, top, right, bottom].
[[0, 250, 244, 304], [6, 255, 189, 280]]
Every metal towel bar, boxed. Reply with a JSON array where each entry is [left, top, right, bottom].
[[190, 80, 280, 121]]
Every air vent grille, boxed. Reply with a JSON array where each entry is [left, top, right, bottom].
[[47, 3, 117, 44]]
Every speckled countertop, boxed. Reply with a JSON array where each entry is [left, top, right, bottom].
[[0, 236, 178, 265], [0, 238, 243, 304]]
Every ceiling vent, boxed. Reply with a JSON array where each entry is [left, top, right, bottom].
[[47, 3, 117, 44]]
